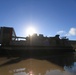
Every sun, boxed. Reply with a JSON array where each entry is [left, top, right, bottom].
[[26, 27, 36, 36]]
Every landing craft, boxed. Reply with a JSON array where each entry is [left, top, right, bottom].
[[0, 27, 75, 57]]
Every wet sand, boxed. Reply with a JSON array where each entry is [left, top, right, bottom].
[[0, 57, 63, 75]]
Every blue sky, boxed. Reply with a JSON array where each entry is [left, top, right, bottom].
[[0, 0, 76, 40]]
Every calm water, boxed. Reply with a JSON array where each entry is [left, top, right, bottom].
[[0, 52, 76, 75]]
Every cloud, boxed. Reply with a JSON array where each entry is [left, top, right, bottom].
[[56, 28, 76, 37], [69, 28, 76, 36], [65, 28, 76, 36], [57, 30, 65, 35]]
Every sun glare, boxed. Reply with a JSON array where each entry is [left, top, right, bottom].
[[26, 27, 36, 36]]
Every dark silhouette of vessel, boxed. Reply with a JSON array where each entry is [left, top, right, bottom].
[[0, 27, 75, 57]]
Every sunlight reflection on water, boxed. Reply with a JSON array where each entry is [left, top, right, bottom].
[[13, 69, 76, 75], [0, 52, 76, 75]]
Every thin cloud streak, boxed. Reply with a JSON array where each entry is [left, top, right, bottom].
[[57, 30, 66, 35]]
